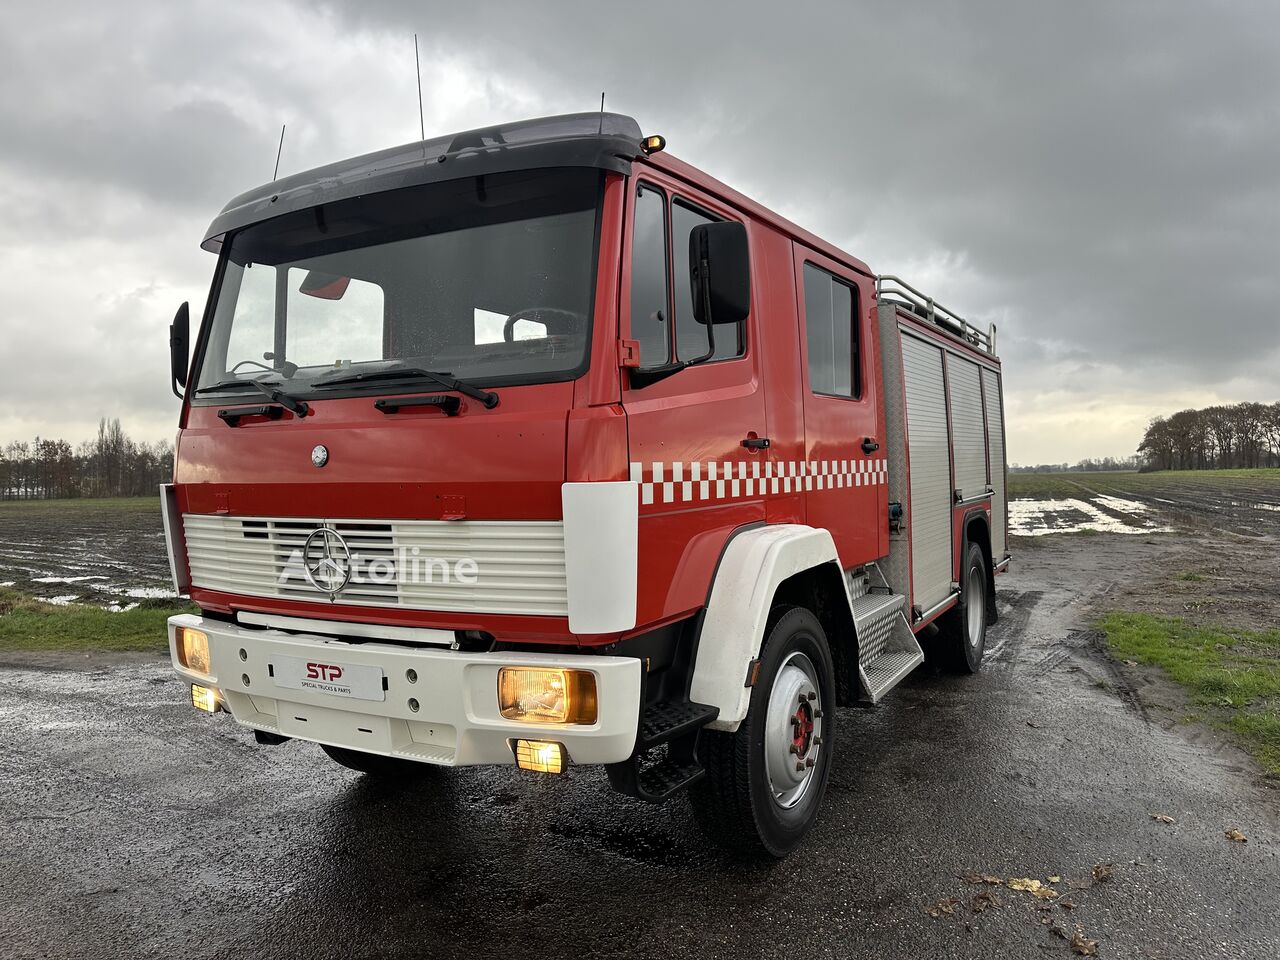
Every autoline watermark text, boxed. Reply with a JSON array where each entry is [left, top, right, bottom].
[[279, 546, 480, 587]]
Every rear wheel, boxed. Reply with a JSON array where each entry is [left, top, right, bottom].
[[690, 606, 835, 859], [321, 744, 439, 778], [935, 541, 989, 673]]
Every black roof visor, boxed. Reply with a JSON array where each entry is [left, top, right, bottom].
[[202, 112, 643, 253]]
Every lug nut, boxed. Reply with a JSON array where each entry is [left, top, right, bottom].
[[795, 761, 805, 773], [814, 709, 824, 719], [813, 736, 823, 746], [789, 744, 799, 754], [805, 757, 816, 768], [806, 692, 817, 702]]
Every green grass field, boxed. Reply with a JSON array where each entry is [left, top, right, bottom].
[[0, 495, 160, 513], [1009, 468, 1280, 499], [0, 586, 190, 653], [1102, 612, 1280, 777]]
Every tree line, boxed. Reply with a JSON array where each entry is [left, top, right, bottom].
[[1009, 456, 1143, 474], [1, 418, 174, 500], [1139, 402, 1280, 471]]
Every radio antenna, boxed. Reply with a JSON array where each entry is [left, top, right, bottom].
[[598, 91, 605, 133], [272, 124, 286, 181], [414, 34, 426, 142]]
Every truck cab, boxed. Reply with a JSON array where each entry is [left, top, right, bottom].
[[164, 113, 1008, 858]]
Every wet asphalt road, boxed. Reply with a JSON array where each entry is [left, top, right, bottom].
[[1, 535, 1277, 960]]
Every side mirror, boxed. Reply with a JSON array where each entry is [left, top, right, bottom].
[[689, 221, 750, 326], [170, 302, 190, 399]]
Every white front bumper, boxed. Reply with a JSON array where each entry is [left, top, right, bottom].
[[167, 615, 642, 767]]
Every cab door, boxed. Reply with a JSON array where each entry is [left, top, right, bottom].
[[621, 171, 768, 625], [793, 247, 884, 566]]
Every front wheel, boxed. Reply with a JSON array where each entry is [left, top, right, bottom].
[[690, 606, 835, 859]]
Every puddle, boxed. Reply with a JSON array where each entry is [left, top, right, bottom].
[[122, 586, 177, 600], [1227, 500, 1280, 513], [1009, 498, 1173, 537], [1092, 495, 1152, 514]]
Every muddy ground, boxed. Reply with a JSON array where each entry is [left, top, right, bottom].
[[1, 506, 1278, 957], [0, 499, 173, 609], [1008, 471, 1280, 543]]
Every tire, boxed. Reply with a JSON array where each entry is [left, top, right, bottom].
[[690, 605, 836, 859], [321, 743, 438, 778], [935, 541, 989, 673]]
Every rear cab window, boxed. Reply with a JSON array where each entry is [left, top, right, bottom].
[[802, 262, 861, 399]]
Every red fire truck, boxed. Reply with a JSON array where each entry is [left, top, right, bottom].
[[162, 113, 1009, 857]]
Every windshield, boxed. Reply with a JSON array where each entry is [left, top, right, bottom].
[[193, 168, 602, 399]]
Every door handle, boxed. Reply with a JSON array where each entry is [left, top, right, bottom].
[[741, 436, 771, 450], [861, 437, 880, 454]]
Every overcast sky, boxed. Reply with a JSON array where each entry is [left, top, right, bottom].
[[1, 0, 1277, 464]]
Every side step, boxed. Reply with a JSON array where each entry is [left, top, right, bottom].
[[606, 698, 718, 802], [851, 592, 925, 704], [639, 699, 719, 750]]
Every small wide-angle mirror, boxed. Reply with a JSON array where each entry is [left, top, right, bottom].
[[298, 270, 351, 300]]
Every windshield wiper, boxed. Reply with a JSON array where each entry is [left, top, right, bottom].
[[313, 366, 499, 409], [196, 377, 309, 418]]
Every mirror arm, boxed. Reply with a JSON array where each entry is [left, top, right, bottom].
[[685, 254, 716, 365], [628, 360, 687, 389]]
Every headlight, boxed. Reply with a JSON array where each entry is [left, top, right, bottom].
[[176, 626, 211, 675], [497, 667, 597, 724]]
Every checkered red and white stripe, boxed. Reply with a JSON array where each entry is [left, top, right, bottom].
[[629, 458, 888, 506]]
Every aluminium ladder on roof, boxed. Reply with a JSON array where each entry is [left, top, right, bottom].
[[875, 275, 998, 356]]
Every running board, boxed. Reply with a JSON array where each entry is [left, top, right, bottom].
[[851, 592, 925, 704]]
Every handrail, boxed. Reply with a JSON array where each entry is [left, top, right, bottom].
[[876, 275, 997, 356]]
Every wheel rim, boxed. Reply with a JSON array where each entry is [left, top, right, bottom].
[[967, 565, 985, 647], [764, 651, 823, 809]]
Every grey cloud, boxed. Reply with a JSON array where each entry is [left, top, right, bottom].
[[1, 0, 1277, 463], [330, 0, 1280, 385]]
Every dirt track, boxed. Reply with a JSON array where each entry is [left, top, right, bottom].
[[2, 527, 1278, 959]]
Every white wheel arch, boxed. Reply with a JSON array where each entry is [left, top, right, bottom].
[[690, 524, 853, 732]]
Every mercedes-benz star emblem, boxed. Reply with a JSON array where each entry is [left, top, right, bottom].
[[302, 527, 351, 595], [311, 444, 329, 468]]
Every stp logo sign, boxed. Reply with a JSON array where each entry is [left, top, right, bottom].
[[306, 662, 344, 682]]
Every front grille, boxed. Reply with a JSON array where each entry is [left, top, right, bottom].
[[182, 514, 568, 617]]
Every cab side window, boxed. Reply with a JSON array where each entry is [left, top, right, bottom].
[[629, 183, 747, 370], [802, 263, 860, 398], [630, 184, 671, 368]]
